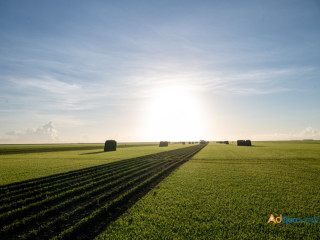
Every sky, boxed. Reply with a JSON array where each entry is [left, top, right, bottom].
[[0, 0, 319, 143]]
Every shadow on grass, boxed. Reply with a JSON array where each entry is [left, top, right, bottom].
[[80, 151, 105, 155], [235, 145, 265, 147]]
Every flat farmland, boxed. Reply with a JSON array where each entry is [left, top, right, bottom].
[[0, 144, 207, 239], [0, 143, 185, 185], [100, 141, 320, 239], [1, 141, 319, 239]]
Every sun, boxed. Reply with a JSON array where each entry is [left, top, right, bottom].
[[144, 85, 205, 141]]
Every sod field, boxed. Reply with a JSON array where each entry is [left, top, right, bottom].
[[0, 144, 206, 239], [0, 143, 185, 185], [99, 141, 320, 239], [0, 141, 319, 239]]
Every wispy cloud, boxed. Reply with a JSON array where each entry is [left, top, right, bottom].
[[10, 76, 80, 94], [2, 73, 132, 112], [254, 127, 320, 141], [195, 67, 316, 96]]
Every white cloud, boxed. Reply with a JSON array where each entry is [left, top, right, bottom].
[[254, 126, 320, 140], [300, 127, 319, 139], [0, 122, 58, 144]]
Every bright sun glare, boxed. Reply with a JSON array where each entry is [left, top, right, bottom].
[[144, 85, 205, 141]]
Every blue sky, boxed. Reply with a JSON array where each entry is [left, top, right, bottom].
[[0, 0, 319, 143]]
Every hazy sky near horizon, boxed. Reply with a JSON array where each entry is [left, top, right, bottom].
[[0, 0, 320, 143]]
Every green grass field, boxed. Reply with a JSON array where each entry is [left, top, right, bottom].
[[0, 144, 206, 239], [0, 141, 319, 239], [99, 141, 320, 239], [0, 143, 185, 185]]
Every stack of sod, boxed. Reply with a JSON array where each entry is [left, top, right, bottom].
[[237, 140, 251, 146], [159, 141, 169, 147], [104, 140, 117, 152]]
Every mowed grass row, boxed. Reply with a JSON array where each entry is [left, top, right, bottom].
[[0, 157, 156, 212], [99, 141, 320, 239], [0, 144, 187, 185], [0, 144, 207, 240]]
